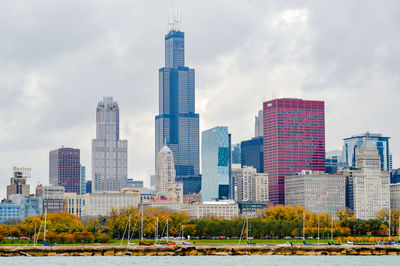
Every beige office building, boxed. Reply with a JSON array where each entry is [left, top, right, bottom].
[[285, 170, 346, 219], [236, 166, 268, 202], [181, 200, 239, 220], [65, 188, 140, 217], [390, 183, 400, 209]]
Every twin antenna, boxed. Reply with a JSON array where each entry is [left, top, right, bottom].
[[168, 0, 182, 31]]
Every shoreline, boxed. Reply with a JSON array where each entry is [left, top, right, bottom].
[[0, 244, 399, 256]]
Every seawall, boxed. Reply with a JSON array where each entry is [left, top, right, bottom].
[[0, 245, 399, 256]]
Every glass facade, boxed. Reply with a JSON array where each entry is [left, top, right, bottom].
[[155, 30, 199, 178], [231, 143, 241, 164], [343, 133, 390, 172], [241, 136, 264, 173], [175, 175, 201, 195], [201, 126, 232, 201], [263, 98, 326, 205], [80, 165, 86, 194]]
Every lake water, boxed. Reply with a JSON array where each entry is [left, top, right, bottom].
[[0, 256, 399, 266]]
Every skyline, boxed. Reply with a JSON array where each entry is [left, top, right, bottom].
[[1, 0, 400, 197]]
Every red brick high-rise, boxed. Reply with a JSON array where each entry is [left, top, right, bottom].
[[263, 98, 326, 205]]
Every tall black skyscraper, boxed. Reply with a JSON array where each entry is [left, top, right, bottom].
[[155, 19, 200, 177]]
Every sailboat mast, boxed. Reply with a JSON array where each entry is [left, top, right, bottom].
[[167, 219, 169, 243], [127, 215, 131, 245], [389, 208, 391, 241], [317, 218, 320, 245], [331, 216, 333, 242], [246, 215, 249, 242], [141, 204, 144, 241], [155, 217, 159, 244], [303, 211, 305, 240], [43, 209, 47, 243]]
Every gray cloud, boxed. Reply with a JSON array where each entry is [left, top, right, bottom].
[[0, 0, 399, 197]]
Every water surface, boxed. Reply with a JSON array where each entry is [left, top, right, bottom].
[[1, 256, 399, 266]]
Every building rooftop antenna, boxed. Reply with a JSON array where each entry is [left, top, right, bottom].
[[168, 0, 182, 31]]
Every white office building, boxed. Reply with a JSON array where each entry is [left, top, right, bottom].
[[350, 139, 390, 219], [285, 170, 346, 219], [155, 145, 176, 196]]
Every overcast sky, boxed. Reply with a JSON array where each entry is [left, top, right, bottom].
[[1, 0, 399, 197]]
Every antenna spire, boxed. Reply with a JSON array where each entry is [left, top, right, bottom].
[[168, 0, 182, 31]]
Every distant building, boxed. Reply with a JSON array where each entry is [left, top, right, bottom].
[[285, 170, 346, 219], [183, 193, 201, 204], [127, 179, 144, 188], [0, 201, 22, 223], [236, 166, 268, 202], [231, 164, 242, 202], [142, 201, 182, 212], [155, 145, 176, 196], [326, 157, 338, 174], [175, 175, 201, 195], [263, 98, 326, 205], [85, 180, 92, 194], [255, 109, 263, 138], [166, 182, 184, 203], [241, 136, 263, 173], [64, 188, 140, 217], [391, 169, 400, 184], [7, 167, 30, 200], [347, 139, 390, 220], [35, 185, 65, 213], [201, 126, 232, 201], [181, 200, 239, 220], [238, 202, 268, 218], [139, 187, 158, 203], [150, 175, 156, 188], [343, 132, 390, 172], [92, 97, 128, 192], [390, 183, 400, 209], [49, 147, 80, 194], [9, 195, 42, 220], [80, 165, 86, 194], [231, 143, 241, 164]]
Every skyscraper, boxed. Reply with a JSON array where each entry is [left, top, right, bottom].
[[241, 136, 264, 173], [201, 126, 232, 201], [155, 26, 200, 178], [92, 97, 128, 192], [263, 98, 326, 205], [49, 147, 80, 193], [343, 132, 390, 172], [348, 139, 390, 219], [255, 109, 263, 138]]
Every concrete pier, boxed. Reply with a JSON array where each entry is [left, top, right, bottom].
[[0, 245, 399, 256]]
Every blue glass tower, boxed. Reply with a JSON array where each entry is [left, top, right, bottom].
[[240, 136, 264, 173], [201, 126, 233, 202], [343, 132, 390, 172], [155, 29, 200, 177]]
